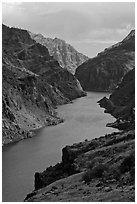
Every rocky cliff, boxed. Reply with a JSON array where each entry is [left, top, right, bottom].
[[25, 63, 135, 202], [29, 33, 89, 74], [75, 30, 135, 91], [98, 68, 135, 130], [2, 24, 86, 145]]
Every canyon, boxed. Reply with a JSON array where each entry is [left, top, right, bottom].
[[2, 24, 135, 202], [25, 67, 135, 202], [3, 92, 116, 201], [2, 24, 86, 145]]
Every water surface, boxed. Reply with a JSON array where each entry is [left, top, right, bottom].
[[2, 92, 116, 201]]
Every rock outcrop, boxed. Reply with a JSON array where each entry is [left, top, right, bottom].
[[25, 129, 135, 202], [75, 30, 135, 91], [2, 24, 86, 145], [98, 68, 135, 130], [29, 33, 89, 74]]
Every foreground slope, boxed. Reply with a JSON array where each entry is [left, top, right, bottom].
[[30, 33, 89, 74], [25, 68, 135, 202], [25, 130, 135, 202], [2, 24, 86, 145], [75, 30, 135, 91]]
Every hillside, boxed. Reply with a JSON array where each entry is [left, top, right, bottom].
[[2, 24, 86, 145], [98, 68, 135, 130], [30, 33, 89, 74], [25, 129, 135, 202], [25, 63, 135, 202], [75, 30, 135, 91]]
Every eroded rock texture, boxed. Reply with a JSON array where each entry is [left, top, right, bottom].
[[98, 68, 135, 130], [30, 33, 89, 74], [75, 30, 135, 91], [2, 24, 86, 145]]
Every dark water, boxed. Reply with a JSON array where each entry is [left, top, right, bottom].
[[2, 92, 116, 202]]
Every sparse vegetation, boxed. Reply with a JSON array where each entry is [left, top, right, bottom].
[[82, 150, 135, 185], [82, 162, 109, 183], [119, 151, 135, 174]]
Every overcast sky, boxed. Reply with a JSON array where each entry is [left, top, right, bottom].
[[2, 2, 135, 57]]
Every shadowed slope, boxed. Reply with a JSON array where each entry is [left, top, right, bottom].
[[75, 30, 135, 91]]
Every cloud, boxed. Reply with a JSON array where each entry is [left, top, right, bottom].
[[2, 2, 135, 57]]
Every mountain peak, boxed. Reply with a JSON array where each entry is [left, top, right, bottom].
[[30, 32, 89, 74], [99, 29, 135, 54], [75, 29, 135, 92], [122, 29, 135, 42]]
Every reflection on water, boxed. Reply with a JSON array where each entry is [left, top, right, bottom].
[[2, 92, 116, 202]]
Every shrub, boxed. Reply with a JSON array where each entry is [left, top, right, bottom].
[[82, 163, 109, 183], [87, 157, 104, 170], [109, 168, 121, 180], [129, 167, 135, 183], [119, 152, 135, 174], [82, 170, 93, 183], [91, 163, 109, 178]]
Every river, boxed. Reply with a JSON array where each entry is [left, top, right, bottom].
[[2, 92, 116, 202]]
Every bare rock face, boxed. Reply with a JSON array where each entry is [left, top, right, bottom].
[[29, 33, 89, 74], [75, 30, 135, 91], [98, 68, 135, 130], [2, 24, 86, 145]]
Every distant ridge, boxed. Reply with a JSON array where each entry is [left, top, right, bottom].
[[29, 32, 89, 74]]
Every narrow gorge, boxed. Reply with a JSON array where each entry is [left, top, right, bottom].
[[2, 3, 135, 202], [24, 30, 135, 202], [25, 67, 135, 202]]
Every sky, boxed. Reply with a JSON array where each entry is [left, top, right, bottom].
[[2, 2, 135, 57]]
